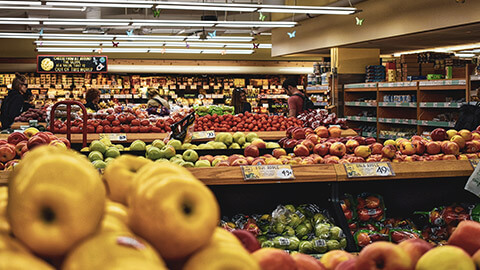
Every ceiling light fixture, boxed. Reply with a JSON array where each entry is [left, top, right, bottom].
[[0, 32, 255, 42], [45, 0, 358, 15], [0, 18, 296, 28], [0, 5, 85, 11], [34, 40, 272, 49], [36, 47, 254, 54]]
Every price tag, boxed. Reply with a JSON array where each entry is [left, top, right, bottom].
[[241, 165, 295, 181], [203, 85, 209, 90], [170, 85, 176, 90], [192, 130, 215, 140], [191, 85, 197, 90], [99, 133, 127, 142], [344, 162, 395, 178], [214, 85, 220, 90], [466, 160, 480, 198], [470, 159, 479, 169], [179, 85, 186, 90]]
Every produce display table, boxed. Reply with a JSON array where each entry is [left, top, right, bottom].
[[0, 160, 474, 186], [0, 129, 358, 143]]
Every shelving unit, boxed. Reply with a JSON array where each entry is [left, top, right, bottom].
[[306, 85, 331, 108], [343, 79, 469, 140]]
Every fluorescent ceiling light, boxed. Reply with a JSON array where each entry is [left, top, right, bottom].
[[0, 17, 294, 28], [455, 53, 476, 58], [0, 1, 41, 5], [47, 2, 153, 8], [36, 47, 254, 54], [45, 0, 357, 15], [35, 40, 271, 49], [392, 42, 480, 57], [0, 5, 85, 11], [0, 32, 254, 42]]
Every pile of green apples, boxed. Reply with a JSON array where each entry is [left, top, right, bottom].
[[196, 132, 281, 150]]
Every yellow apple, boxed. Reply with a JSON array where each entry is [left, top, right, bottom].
[[128, 162, 220, 261], [103, 155, 152, 205], [416, 245, 475, 270], [183, 228, 260, 270], [0, 232, 31, 254], [7, 146, 106, 257], [0, 250, 53, 270], [62, 231, 166, 270], [105, 200, 128, 224]]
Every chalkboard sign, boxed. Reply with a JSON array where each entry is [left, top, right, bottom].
[[37, 55, 108, 73]]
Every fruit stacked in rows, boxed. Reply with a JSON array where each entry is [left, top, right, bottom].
[[0, 128, 70, 170], [194, 111, 303, 132], [222, 204, 347, 255], [2, 146, 262, 269], [194, 105, 234, 116], [14, 108, 47, 122], [297, 109, 348, 130]]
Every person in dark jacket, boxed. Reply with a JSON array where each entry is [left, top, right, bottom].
[[22, 89, 34, 112], [232, 87, 251, 114], [85, 89, 100, 111], [0, 73, 28, 130]]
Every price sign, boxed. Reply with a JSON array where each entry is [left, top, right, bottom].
[[466, 160, 480, 198], [344, 162, 395, 178], [192, 130, 215, 140], [99, 133, 127, 142], [470, 159, 479, 169], [179, 85, 186, 90], [241, 165, 295, 181]]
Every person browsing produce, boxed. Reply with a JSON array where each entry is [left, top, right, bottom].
[[282, 78, 306, 117], [84, 89, 101, 112], [0, 73, 28, 130], [232, 87, 251, 114]]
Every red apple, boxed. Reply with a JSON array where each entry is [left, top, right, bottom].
[[345, 139, 359, 154], [7, 132, 28, 145], [301, 140, 315, 152], [26, 136, 47, 150], [294, 144, 310, 157], [399, 141, 416, 155], [442, 141, 460, 155], [381, 145, 396, 159], [272, 148, 287, 158], [284, 139, 298, 148], [398, 239, 433, 269], [356, 241, 412, 270], [292, 253, 326, 270], [430, 128, 447, 141], [251, 158, 267, 165], [328, 127, 342, 138], [370, 143, 383, 155], [315, 126, 329, 138], [329, 142, 346, 157], [14, 141, 27, 156], [0, 144, 16, 163], [244, 145, 260, 157], [448, 220, 480, 256], [313, 143, 330, 156], [426, 141, 441, 155], [413, 140, 426, 155], [252, 248, 297, 270], [231, 158, 249, 166], [306, 134, 319, 144]]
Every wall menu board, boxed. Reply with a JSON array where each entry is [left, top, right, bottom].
[[37, 55, 108, 73]]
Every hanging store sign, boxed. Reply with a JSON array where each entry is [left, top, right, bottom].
[[37, 55, 108, 73]]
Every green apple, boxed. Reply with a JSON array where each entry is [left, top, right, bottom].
[[146, 146, 162, 160], [171, 159, 183, 165], [180, 161, 194, 168], [212, 157, 225, 166], [242, 142, 251, 149], [159, 145, 176, 159], [105, 147, 120, 159], [195, 160, 211, 167], [188, 144, 198, 149], [130, 140, 146, 151], [89, 140, 107, 154], [181, 143, 192, 150], [104, 157, 115, 164], [170, 154, 183, 161], [246, 132, 259, 142], [167, 139, 182, 150], [220, 133, 233, 146], [233, 132, 246, 144], [152, 139, 165, 149], [100, 137, 113, 147], [182, 149, 199, 163], [326, 240, 341, 251], [229, 143, 241, 149], [114, 144, 124, 151], [92, 160, 107, 169], [146, 145, 152, 152], [155, 158, 169, 163], [88, 151, 103, 162], [212, 142, 227, 149], [206, 141, 216, 146], [266, 142, 281, 149]]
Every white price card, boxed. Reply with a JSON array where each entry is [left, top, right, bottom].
[[179, 85, 186, 90], [344, 162, 395, 178], [466, 160, 480, 198], [192, 130, 215, 140], [99, 133, 127, 142], [241, 165, 295, 181]]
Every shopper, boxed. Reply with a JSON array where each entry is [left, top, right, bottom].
[[22, 89, 34, 112], [147, 88, 170, 115], [232, 87, 251, 114], [282, 78, 305, 117], [0, 73, 28, 130], [85, 89, 101, 111]]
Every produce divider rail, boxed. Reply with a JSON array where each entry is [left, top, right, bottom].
[[0, 129, 358, 144]]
